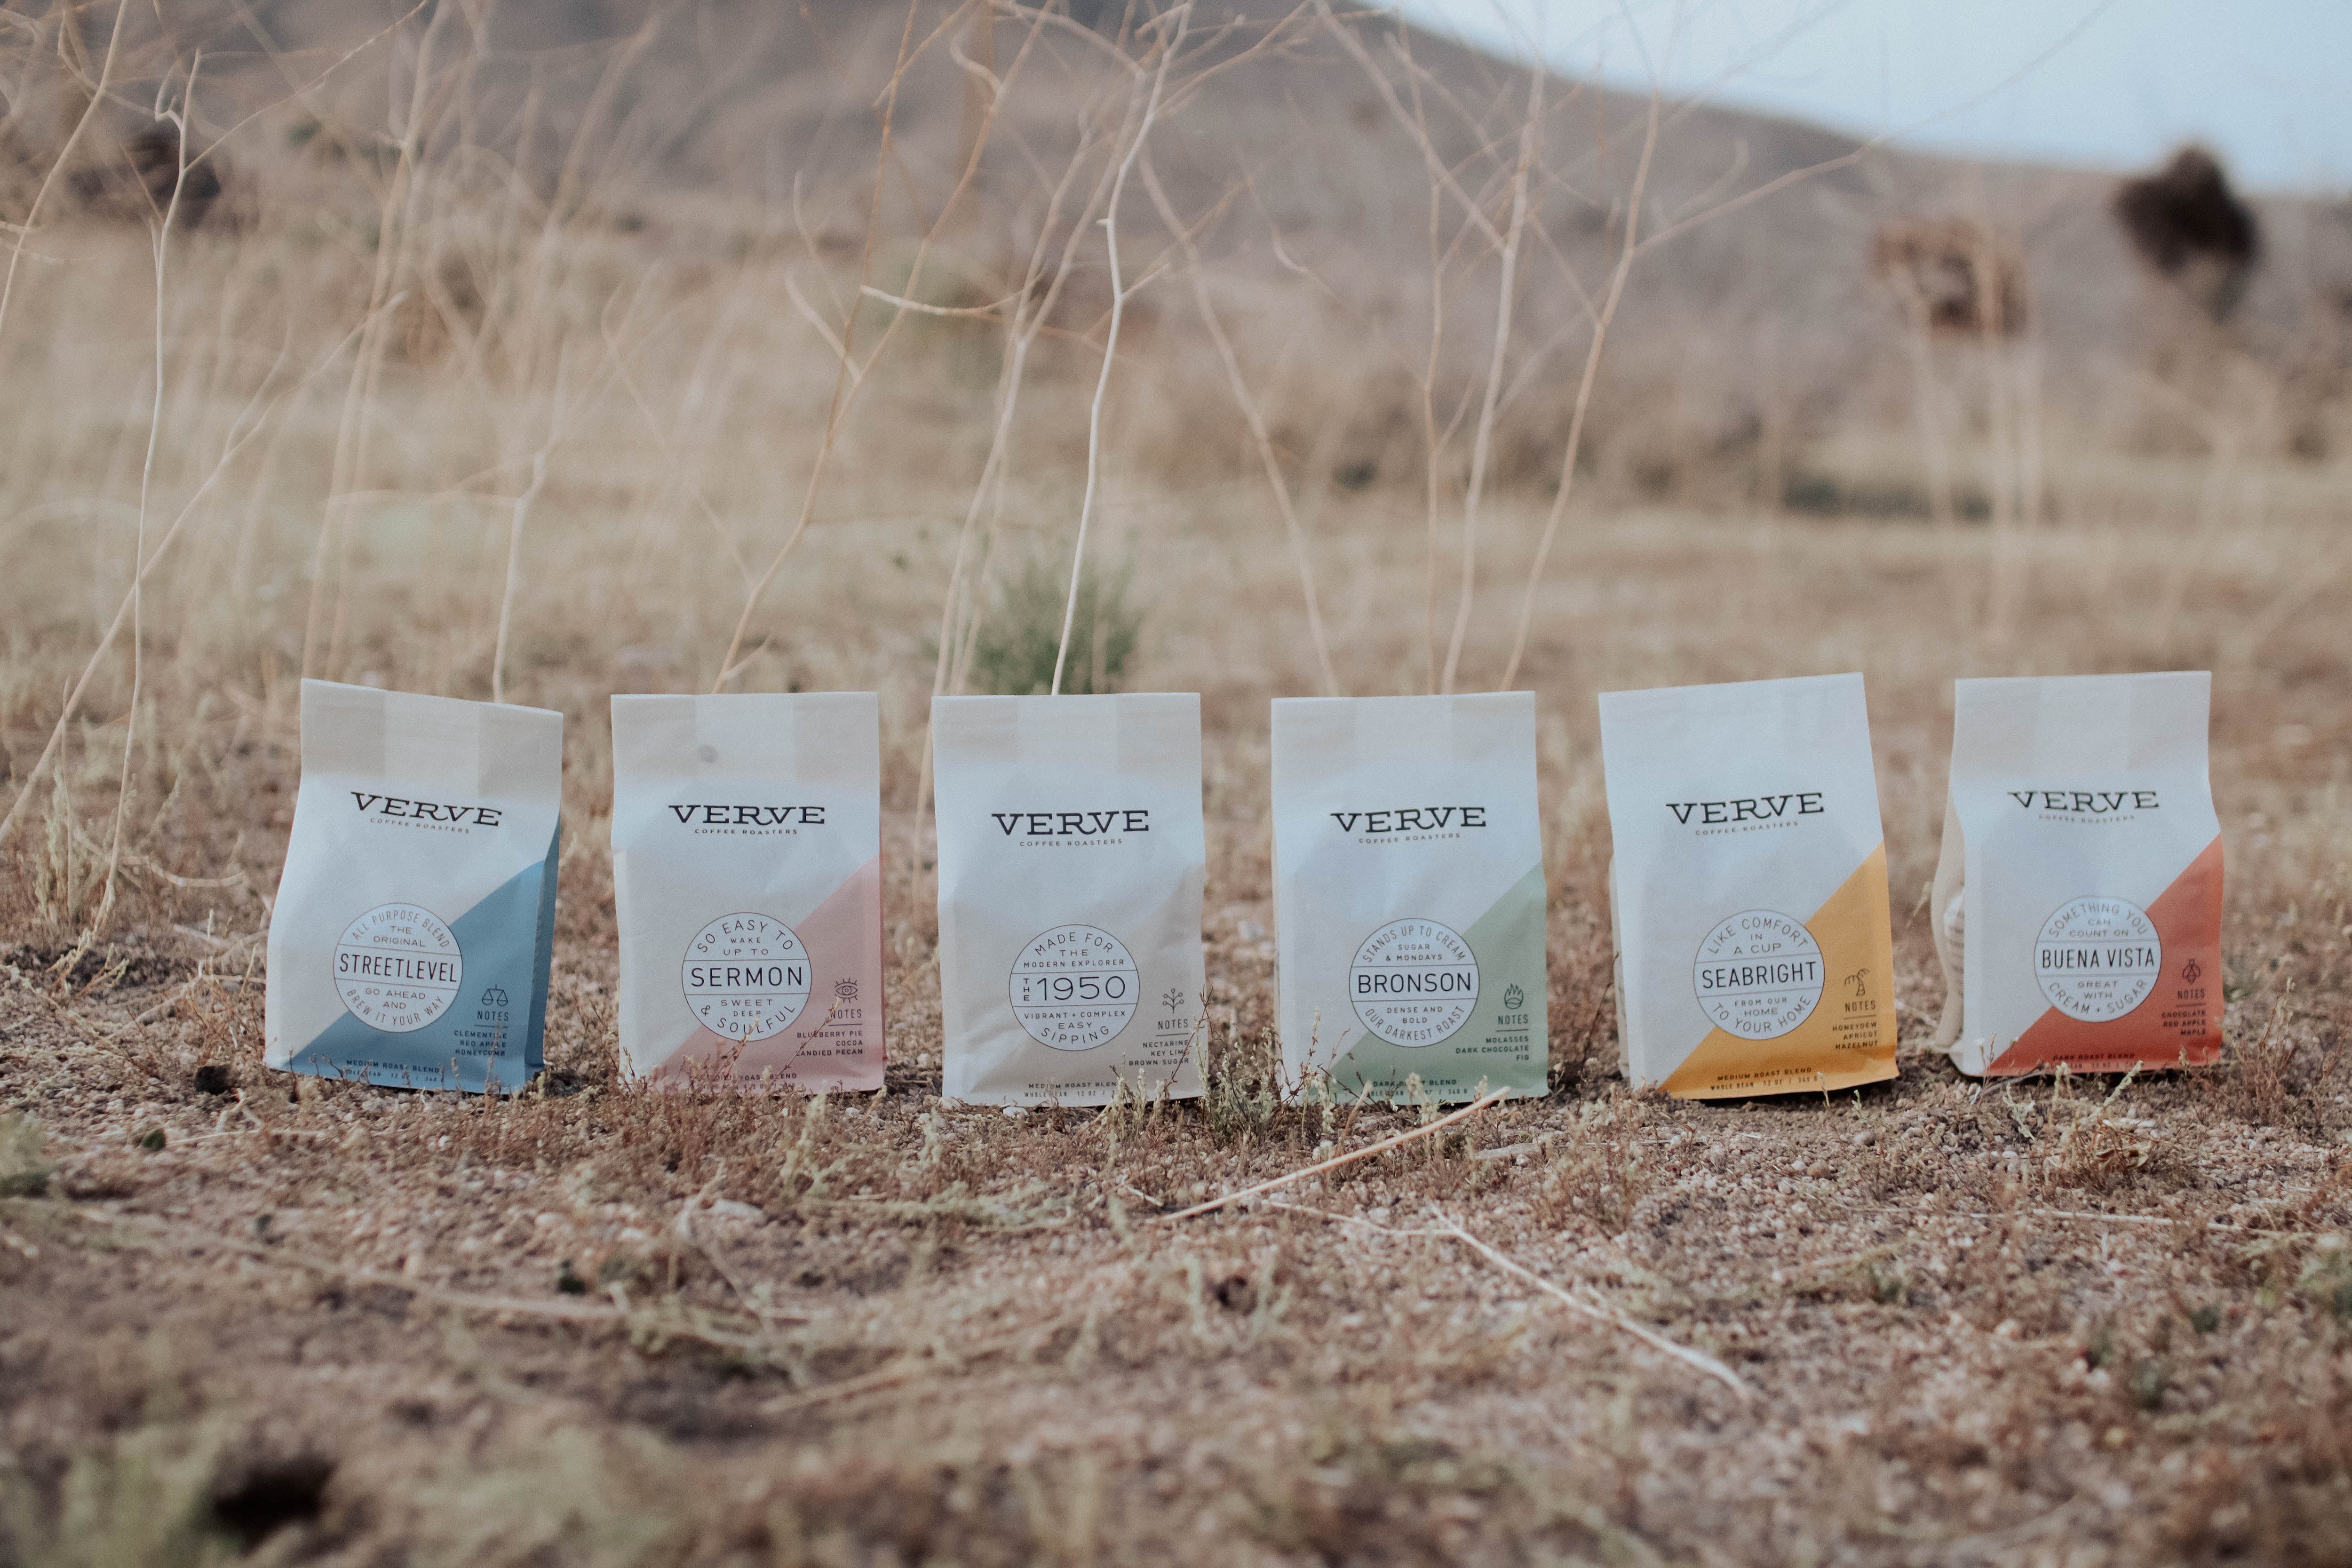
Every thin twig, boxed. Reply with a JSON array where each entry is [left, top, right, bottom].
[[206, 0, 431, 182], [713, 0, 959, 689], [1850, 1203, 2314, 1242], [490, 341, 571, 705], [1137, 153, 1337, 696], [1162, 1087, 1508, 1221], [1261, 1199, 1752, 1401], [760, 1320, 1046, 1414], [1051, 3, 1189, 697], [1499, 92, 1658, 691], [675, 1179, 788, 1337], [856, 284, 1021, 318], [305, 0, 453, 681], [1311, 0, 1498, 249], [911, 5, 1078, 837], [1439, 64, 1542, 695], [1431, 1217, 1752, 1399], [90, 61, 200, 947]]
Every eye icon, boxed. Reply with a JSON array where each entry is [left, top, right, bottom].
[[834, 979, 859, 1001]]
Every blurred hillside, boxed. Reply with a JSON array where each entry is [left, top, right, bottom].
[[6, 0, 2350, 521]]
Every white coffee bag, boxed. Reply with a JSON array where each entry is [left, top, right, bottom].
[[1599, 673, 1897, 1098], [1271, 694, 1549, 1103], [266, 679, 562, 1092], [611, 693, 883, 1091], [1933, 672, 2223, 1076], [933, 693, 1207, 1106]]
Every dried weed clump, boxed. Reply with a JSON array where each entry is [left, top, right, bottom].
[[1532, 1098, 1649, 1231], [2040, 1068, 2164, 1193]]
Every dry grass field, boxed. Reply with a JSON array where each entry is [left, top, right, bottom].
[[3, 2, 2351, 1564]]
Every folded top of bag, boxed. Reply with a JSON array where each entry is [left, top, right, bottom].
[[301, 679, 562, 803]]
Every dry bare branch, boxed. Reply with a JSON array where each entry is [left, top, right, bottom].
[[1138, 152, 1338, 697], [1051, 3, 1189, 698], [1499, 92, 1658, 692]]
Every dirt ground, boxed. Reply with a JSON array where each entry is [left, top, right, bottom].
[[4, 505, 2350, 1568]]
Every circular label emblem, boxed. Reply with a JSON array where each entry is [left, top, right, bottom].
[[1692, 910, 1823, 1040], [1009, 925, 1139, 1051], [1350, 919, 1478, 1047], [2034, 898, 2161, 1022], [683, 914, 811, 1041], [335, 904, 462, 1033]]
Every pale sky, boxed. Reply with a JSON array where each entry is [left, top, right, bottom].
[[1394, 0, 2352, 193]]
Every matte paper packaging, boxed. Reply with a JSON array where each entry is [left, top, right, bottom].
[[611, 693, 884, 1091], [1599, 674, 1898, 1098], [1271, 694, 1549, 1103], [933, 694, 1207, 1106], [1932, 673, 2223, 1076], [265, 680, 561, 1092]]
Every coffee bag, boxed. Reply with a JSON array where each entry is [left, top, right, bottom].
[[1932, 672, 2222, 1076], [933, 694, 1207, 1106], [1599, 673, 1897, 1098], [1271, 694, 1549, 1102], [611, 693, 884, 1091], [266, 679, 561, 1091]]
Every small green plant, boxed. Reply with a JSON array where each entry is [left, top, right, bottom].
[[967, 555, 1139, 696], [2127, 1357, 2170, 1410]]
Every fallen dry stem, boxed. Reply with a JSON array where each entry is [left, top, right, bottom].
[[1429, 1216, 1752, 1399], [1259, 1198, 1751, 1401], [1162, 1087, 1509, 1220], [1887, 1204, 2318, 1241], [759, 1315, 1055, 1415]]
